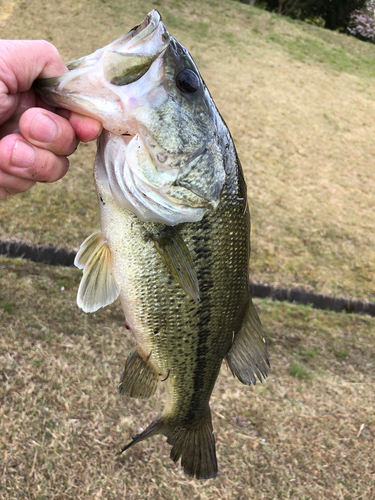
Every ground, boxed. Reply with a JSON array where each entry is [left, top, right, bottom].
[[0, 0, 374, 498]]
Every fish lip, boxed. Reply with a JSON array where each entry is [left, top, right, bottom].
[[108, 10, 169, 57], [129, 9, 162, 41]]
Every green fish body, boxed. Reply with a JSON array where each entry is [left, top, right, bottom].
[[35, 11, 269, 479]]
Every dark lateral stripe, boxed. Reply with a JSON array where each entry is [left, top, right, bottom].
[[186, 221, 212, 421], [0, 238, 374, 317]]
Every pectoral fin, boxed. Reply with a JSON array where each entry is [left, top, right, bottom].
[[118, 348, 159, 399], [226, 298, 269, 385], [74, 231, 102, 269], [150, 226, 200, 303], [74, 231, 119, 313]]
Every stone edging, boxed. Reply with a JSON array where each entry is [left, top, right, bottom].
[[1, 239, 374, 317]]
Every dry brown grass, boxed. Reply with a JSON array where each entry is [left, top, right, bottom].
[[1, 258, 374, 499], [0, 0, 374, 300], [1, 1, 375, 497]]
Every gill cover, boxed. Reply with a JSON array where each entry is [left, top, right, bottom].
[[95, 131, 214, 225]]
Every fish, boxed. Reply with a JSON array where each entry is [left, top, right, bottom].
[[35, 10, 269, 479]]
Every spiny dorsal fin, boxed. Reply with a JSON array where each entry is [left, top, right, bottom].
[[74, 231, 119, 313], [226, 298, 270, 385], [150, 226, 200, 303], [118, 347, 159, 399]]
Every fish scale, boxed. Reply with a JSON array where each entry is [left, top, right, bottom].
[[35, 10, 269, 479]]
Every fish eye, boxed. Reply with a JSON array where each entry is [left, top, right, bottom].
[[176, 69, 199, 94]]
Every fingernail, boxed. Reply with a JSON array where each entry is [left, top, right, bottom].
[[10, 140, 36, 167], [30, 113, 57, 143]]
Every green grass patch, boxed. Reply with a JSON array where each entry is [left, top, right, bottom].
[[333, 348, 349, 358], [0, 301, 15, 313], [290, 361, 310, 379], [299, 347, 318, 358]]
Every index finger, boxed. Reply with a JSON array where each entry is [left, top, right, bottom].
[[0, 40, 68, 93]]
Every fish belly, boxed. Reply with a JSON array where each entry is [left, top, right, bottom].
[[96, 170, 250, 415]]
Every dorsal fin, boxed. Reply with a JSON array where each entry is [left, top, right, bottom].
[[74, 231, 119, 313], [149, 226, 200, 303], [226, 298, 269, 385]]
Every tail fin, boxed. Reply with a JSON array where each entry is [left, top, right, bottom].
[[119, 409, 218, 479]]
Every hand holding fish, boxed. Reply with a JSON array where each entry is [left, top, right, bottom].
[[0, 40, 102, 199]]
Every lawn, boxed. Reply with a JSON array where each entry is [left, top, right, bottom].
[[0, 0, 374, 497], [0, 0, 374, 300], [0, 258, 374, 499]]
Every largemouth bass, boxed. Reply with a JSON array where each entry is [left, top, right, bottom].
[[35, 11, 269, 479]]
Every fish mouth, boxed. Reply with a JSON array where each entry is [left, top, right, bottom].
[[65, 10, 165, 72], [34, 10, 170, 134]]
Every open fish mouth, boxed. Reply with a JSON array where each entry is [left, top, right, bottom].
[[34, 10, 170, 135], [66, 10, 166, 75]]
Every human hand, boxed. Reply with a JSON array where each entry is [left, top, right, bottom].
[[0, 40, 102, 200]]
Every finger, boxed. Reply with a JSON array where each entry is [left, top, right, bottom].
[[0, 89, 37, 135], [0, 188, 10, 199], [0, 41, 68, 125], [0, 169, 35, 199], [0, 40, 67, 93], [19, 107, 79, 156], [0, 134, 69, 183], [55, 109, 102, 141], [69, 112, 102, 142]]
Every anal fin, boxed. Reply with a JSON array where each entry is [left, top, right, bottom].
[[74, 231, 119, 313], [226, 298, 269, 385], [118, 348, 159, 399]]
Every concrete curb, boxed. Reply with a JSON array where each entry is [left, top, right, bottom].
[[249, 282, 375, 317], [1, 239, 374, 317], [0, 239, 76, 267]]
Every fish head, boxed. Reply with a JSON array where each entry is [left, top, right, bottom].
[[35, 10, 226, 225]]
